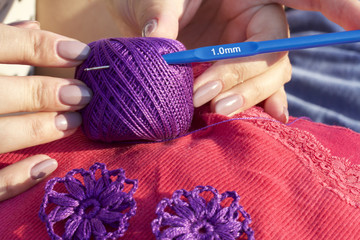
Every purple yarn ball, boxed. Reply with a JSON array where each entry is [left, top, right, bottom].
[[75, 38, 194, 142]]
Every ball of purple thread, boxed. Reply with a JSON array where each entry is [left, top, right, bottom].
[[75, 37, 194, 142]]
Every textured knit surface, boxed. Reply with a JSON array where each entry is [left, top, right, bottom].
[[75, 38, 194, 142], [1, 106, 360, 239]]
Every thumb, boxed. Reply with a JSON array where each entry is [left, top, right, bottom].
[[0, 155, 58, 201], [140, 0, 186, 39]]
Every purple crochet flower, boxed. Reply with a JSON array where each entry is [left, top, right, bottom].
[[152, 186, 254, 240], [39, 163, 138, 240]]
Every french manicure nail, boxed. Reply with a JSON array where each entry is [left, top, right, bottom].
[[193, 81, 222, 107], [57, 40, 90, 61], [59, 85, 92, 106], [30, 159, 58, 180], [142, 19, 157, 37], [55, 112, 82, 131], [215, 94, 244, 116]]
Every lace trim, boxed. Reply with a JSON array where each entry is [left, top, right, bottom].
[[244, 108, 360, 208]]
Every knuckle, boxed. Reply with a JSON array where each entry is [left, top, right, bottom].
[[27, 78, 51, 111], [253, 82, 264, 102], [0, 174, 17, 198], [26, 116, 48, 141], [283, 59, 292, 83], [224, 64, 247, 88], [23, 30, 44, 63]]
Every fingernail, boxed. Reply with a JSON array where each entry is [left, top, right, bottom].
[[30, 159, 58, 180], [57, 40, 90, 61], [59, 85, 92, 106], [142, 19, 157, 37], [193, 81, 222, 107], [9, 20, 40, 29], [215, 94, 244, 116], [55, 112, 82, 131], [282, 106, 289, 123]]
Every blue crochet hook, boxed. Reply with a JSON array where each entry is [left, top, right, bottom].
[[163, 30, 360, 64]]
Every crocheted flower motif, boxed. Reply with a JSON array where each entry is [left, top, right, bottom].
[[152, 186, 254, 239], [39, 163, 138, 240]]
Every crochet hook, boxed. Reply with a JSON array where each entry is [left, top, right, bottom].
[[163, 30, 360, 64]]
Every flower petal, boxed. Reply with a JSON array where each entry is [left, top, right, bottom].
[[97, 209, 123, 224], [48, 193, 79, 207], [62, 216, 82, 239], [90, 218, 107, 237], [161, 214, 189, 228], [99, 190, 125, 208], [48, 206, 74, 222], [161, 227, 189, 238], [65, 179, 86, 200], [98, 182, 121, 202], [75, 218, 91, 240], [83, 174, 96, 198], [173, 204, 196, 222], [211, 207, 229, 224], [187, 195, 206, 219], [206, 197, 220, 219], [215, 221, 243, 238], [94, 177, 106, 196], [177, 233, 196, 240]]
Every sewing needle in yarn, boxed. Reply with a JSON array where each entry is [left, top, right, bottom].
[[84, 65, 110, 71]]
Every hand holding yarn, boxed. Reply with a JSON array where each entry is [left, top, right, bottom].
[[107, 0, 291, 123], [0, 21, 91, 201]]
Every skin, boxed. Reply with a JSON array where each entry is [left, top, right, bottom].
[[1, 0, 360, 201], [107, 0, 360, 119], [108, 0, 291, 122], [0, 21, 87, 201]]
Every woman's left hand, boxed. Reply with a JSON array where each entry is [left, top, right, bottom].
[[108, 0, 291, 122]]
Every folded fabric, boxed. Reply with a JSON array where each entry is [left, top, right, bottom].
[[1, 105, 360, 239], [286, 10, 360, 132]]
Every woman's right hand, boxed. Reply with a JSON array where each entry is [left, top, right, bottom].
[[0, 20, 92, 201]]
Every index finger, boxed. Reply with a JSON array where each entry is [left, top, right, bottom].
[[0, 23, 90, 67], [194, 3, 289, 93]]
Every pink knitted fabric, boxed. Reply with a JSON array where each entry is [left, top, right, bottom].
[[1, 106, 360, 239], [2, 63, 360, 239]]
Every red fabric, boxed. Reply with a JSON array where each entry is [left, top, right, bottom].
[[289, 117, 360, 165], [1, 107, 360, 239]]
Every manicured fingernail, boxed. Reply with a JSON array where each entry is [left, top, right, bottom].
[[215, 94, 244, 116], [142, 19, 157, 37], [55, 112, 82, 131], [282, 107, 289, 123], [30, 159, 58, 180], [9, 20, 40, 29], [59, 85, 92, 106], [193, 81, 222, 107], [57, 41, 90, 61]]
